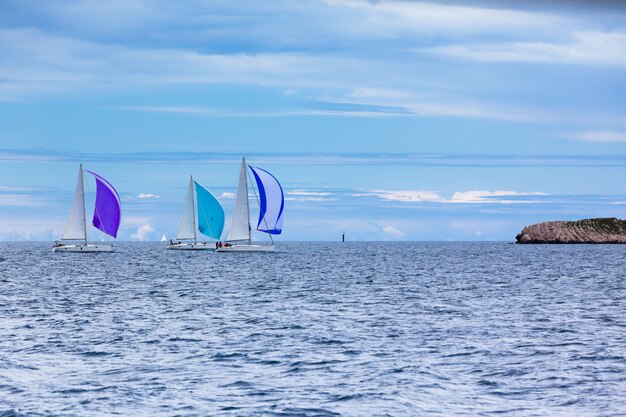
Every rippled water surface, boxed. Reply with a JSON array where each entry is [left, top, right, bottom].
[[0, 242, 625, 416]]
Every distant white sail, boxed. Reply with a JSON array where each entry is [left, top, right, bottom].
[[160, 234, 167, 242], [176, 177, 196, 240], [226, 159, 250, 243], [61, 165, 87, 240]]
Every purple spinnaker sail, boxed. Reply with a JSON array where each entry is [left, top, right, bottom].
[[85, 170, 121, 238]]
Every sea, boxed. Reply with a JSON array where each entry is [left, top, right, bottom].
[[0, 242, 624, 417]]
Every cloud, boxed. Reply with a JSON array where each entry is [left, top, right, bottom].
[[0, 193, 48, 207], [288, 190, 332, 196], [368, 221, 407, 241], [110, 104, 417, 118], [0, 4, 600, 124], [286, 189, 337, 201], [0, 149, 65, 162], [357, 190, 444, 202], [131, 223, 155, 241], [1, 148, 625, 168], [285, 197, 337, 202], [423, 31, 626, 67], [0, 218, 61, 241], [566, 130, 626, 143], [357, 189, 549, 204], [137, 193, 160, 198], [1, 0, 624, 134], [219, 192, 235, 199], [381, 225, 406, 240], [450, 190, 549, 204], [0, 27, 355, 96], [325, 0, 566, 36]]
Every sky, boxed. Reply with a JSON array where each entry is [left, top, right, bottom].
[[0, 0, 625, 241]]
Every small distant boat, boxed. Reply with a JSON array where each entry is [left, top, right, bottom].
[[53, 164, 121, 252], [160, 234, 167, 242], [217, 158, 284, 252], [167, 176, 224, 250]]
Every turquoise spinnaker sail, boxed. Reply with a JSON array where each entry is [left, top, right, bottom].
[[194, 181, 225, 240]]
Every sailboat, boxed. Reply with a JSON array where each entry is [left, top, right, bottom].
[[160, 234, 167, 242], [167, 176, 224, 250], [216, 158, 284, 252], [53, 164, 121, 252]]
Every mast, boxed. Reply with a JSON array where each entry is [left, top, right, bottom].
[[81, 164, 87, 245], [243, 158, 251, 243], [226, 158, 251, 244], [191, 175, 197, 243], [61, 164, 89, 242], [175, 176, 196, 241]]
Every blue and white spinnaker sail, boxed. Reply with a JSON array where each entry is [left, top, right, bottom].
[[248, 165, 284, 234]]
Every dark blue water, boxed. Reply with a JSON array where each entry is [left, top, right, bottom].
[[0, 242, 624, 416]]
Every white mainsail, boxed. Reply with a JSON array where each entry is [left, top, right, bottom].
[[176, 176, 196, 240], [226, 159, 250, 243], [160, 234, 167, 242], [61, 165, 87, 241]]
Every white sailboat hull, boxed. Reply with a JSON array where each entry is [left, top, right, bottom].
[[167, 242, 215, 250], [52, 243, 113, 252], [216, 244, 275, 252]]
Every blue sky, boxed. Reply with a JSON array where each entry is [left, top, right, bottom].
[[0, 0, 625, 241]]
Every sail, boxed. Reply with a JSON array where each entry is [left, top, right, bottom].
[[226, 159, 250, 242], [249, 166, 284, 234], [195, 181, 225, 240], [61, 166, 87, 240], [160, 234, 167, 242], [176, 177, 196, 240], [85, 170, 121, 239]]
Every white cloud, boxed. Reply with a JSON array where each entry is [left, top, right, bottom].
[[122, 216, 151, 226], [0, 194, 47, 207], [288, 190, 332, 196], [325, 0, 565, 36], [0, 1, 622, 129], [567, 130, 626, 143], [137, 193, 160, 198], [285, 196, 337, 202], [219, 192, 235, 199], [0, 219, 62, 241], [131, 223, 155, 241], [356, 189, 548, 204], [424, 31, 626, 67], [450, 190, 548, 204], [319, 88, 542, 122], [356, 190, 444, 202], [381, 225, 406, 240], [0, 22, 563, 123], [0, 150, 61, 162], [111, 105, 418, 118], [0, 28, 351, 96], [368, 221, 407, 241]]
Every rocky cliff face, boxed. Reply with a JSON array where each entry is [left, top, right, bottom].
[[516, 218, 626, 244]]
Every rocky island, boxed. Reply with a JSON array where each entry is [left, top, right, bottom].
[[516, 218, 626, 244]]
